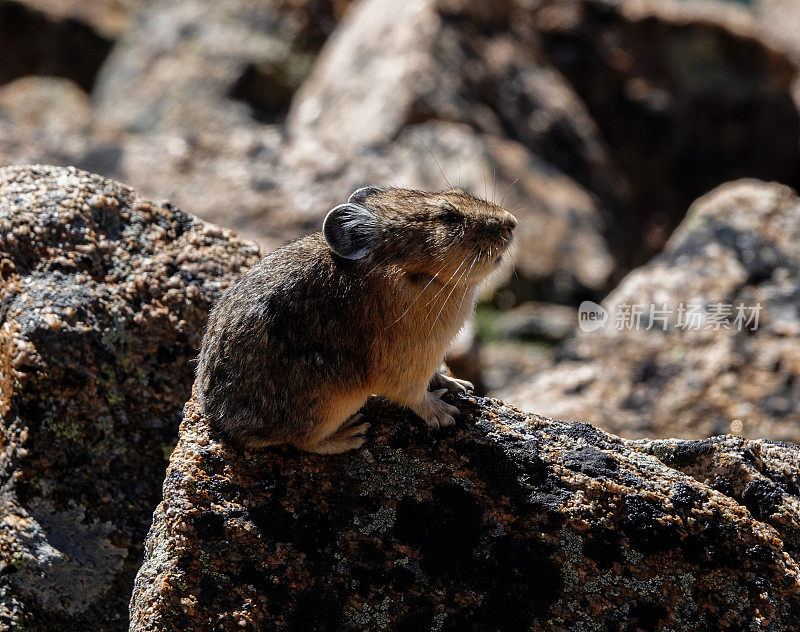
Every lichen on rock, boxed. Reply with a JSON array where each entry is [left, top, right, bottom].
[[130, 395, 800, 630], [0, 164, 261, 631]]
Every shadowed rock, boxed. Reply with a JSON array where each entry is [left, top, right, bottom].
[[533, 0, 800, 267], [0, 165, 260, 630], [129, 395, 800, 630]]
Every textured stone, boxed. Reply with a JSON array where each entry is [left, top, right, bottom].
[[533, 0, 800, 267], [93, 0, 346, 134], [0, 165, 260, 630], [129, 394, 800, 630], [500, 180, 800, 442], [288, 0, 628, 212]]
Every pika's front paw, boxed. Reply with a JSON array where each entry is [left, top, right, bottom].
[[440, 374, 474, 394], [430, 371, 474, 395], [412, 388, 460, 430]]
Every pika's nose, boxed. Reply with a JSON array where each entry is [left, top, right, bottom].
[[500, 212, 517, 241]]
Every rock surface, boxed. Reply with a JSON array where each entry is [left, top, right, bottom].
[[533, 0, 800, 267], [0, 165, 260, 630], [500, 179, 800, 442], [92, 0, 339, 134], [130, 394, 800, 630]]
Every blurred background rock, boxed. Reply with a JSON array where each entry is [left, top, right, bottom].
[[0, 0, 798, 441]]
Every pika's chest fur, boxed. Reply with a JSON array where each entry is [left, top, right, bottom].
[[362, 271, 478, 396]]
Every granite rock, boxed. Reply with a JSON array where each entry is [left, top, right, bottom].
[[0, 165, 261, 630], [500, 180, 800, 442], [129, 394, 800, 630]]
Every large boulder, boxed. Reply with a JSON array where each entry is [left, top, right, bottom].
[[0, 165, 260, 630], [130, 394, 800, 630], [532, 0, 800, 266], [500, 180, 800, 442], [288, 0, 628, 212], [92, 0, 347, 135]]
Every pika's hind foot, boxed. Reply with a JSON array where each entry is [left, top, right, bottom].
[[431, 371, 474, 394], [412, 389, 459, 430], [302, 414, 371, 454]]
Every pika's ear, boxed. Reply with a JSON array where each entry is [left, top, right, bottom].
[[323, 203, 381, 260], [348, 186, 385, 205]]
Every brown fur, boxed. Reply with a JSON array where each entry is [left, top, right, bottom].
[[195, 187, 516, 453]]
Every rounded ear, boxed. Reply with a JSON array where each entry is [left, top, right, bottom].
[[323, 203, 381, 260], [348, 186, 385, 205]]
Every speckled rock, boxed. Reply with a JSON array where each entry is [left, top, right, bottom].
[[500, 179, 800, 442], [0, 165, 261, 630], [130, 394, 800, 631]]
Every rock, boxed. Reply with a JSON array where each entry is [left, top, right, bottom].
[[130, 394, 800, 630], [636, 435, 800, 561], [494, 301, 579, 342], [0, 77, 94, 169], [533, 0, 800, 268], [0, 0, 114, 92], [500, 180, 800, 442], [479, 340, 553, 395], [0, 165, 261, 630], [756, 0, 800, 57], [92, 0, 345, 135], [288, 0, 628, 211]]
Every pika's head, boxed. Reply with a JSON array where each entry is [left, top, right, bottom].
[[323, 186, 517, 285]]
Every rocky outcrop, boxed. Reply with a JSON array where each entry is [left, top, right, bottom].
[[0, 165, 260, 630], [500, 180, 800, 442], [3, 0, 800, 307], [0, 165, 797, 630], [129, 394, 800, 630], [532, 0, 800, 266]]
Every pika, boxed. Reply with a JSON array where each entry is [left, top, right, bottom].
[[196, 186, 516, 454]]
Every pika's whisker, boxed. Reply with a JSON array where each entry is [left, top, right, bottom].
[[415, 134, 451, 189], [429, 252, 479, 335], [384, 254, 458, 329], [490, 154, 498, 205], [420, 249, 474, 314], [455, 253, 481, 315], [499, 177, 519, 207]]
